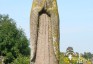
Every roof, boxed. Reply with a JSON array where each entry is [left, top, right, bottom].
[[66, 47, 73, 51]]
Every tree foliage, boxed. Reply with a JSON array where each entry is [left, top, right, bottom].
[[83, 52, 92, 60], [60, 52, 92, 64], [0, 14, 30, 64], [11, 55, 30, 64]]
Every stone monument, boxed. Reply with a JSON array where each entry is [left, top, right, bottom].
[[30, 0, 60, 64]]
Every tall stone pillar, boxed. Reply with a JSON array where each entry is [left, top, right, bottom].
[[30, 0, 60, 64]]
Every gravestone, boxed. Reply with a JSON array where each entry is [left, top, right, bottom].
[[30, 0, 60, 64], [0, 56, 4, 64]]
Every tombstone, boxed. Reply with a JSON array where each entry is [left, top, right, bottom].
[[0, 56, 4, 64], [91, 57, 93, 64], [30, 0, 60, 64]]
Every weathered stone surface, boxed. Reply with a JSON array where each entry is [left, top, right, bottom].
[[0, 56, 4, 64], [30, 0, 59, 64]]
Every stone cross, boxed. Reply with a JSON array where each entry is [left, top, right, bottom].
[[30, 0, 60, 64]]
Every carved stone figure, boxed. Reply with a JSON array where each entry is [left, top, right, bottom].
[[30, 0, 60, 64]]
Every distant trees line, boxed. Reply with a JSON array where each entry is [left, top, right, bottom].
[[83, 52, 93, 60]]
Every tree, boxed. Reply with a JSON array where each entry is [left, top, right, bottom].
[[0, 14, 30, 64], [83, 52, 92, 60], [60, 52, 65, 64], [11, 54, 30, 64]]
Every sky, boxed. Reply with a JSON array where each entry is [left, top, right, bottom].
[[0, 0, 93, 53]]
